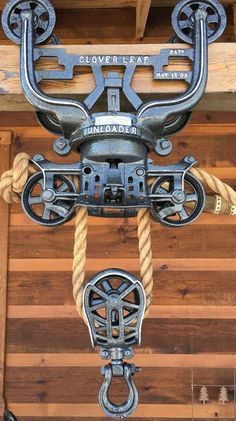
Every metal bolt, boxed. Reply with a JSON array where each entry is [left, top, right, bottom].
[[42, 189, 55, 203], [124, 349, 132, 358], [160, 139, 171, 150], [172, 190, 185, 204], [56, 137, 67, 150], [136, 168, 145, 177], [155, 138, 172, 156], [101, 350, 109, 359]]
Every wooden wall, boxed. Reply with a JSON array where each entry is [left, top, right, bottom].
[[0, 1, 236, 420], [0, 110, 234, 420]]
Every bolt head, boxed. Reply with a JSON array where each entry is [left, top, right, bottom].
[[136, 168, 145, 177]]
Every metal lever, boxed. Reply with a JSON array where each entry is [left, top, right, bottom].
[[83, 269, 146, 418]]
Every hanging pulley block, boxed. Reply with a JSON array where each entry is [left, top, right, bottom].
[[83, 269, 146, 418]]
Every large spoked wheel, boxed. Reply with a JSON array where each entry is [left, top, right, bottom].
[[150, 173, 205, 227], [22, 172, 76, 226], [36, 112, 62, 135], [163, 112, 191, 136], [84, 269, 145, 348], [2, 0, 56, 45], [172, 0, 227, 44]]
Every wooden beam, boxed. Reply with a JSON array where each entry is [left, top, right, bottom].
[[6, 403, 236, 418], [0, 131, 12, 415], [0, 0, 136, 9], [8, 258, 236, 272], [136, 0, 151, 39], [0, 43, 235, 111], [7, 304, 236, 319], [7, 353, 236, 368], [0, 0, 233, 9], [233, 4, 236, 36]]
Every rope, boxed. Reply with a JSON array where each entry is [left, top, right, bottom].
[[190, 167, 236, 206], [1, 152, 236, 323], [0, 152, 36, 203], [72, 207, 88, 320], [137, 208, 153, 313]]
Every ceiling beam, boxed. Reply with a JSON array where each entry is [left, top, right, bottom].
[[0, 43, 235, 111], [136, 0, 152, 39]]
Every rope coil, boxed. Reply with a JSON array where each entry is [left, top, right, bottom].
[[0, 152, 235, 322]]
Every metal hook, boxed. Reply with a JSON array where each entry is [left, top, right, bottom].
[[99, 362, 139, 419]]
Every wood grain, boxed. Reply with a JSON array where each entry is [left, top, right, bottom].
[[6, 353, 236, 369], [7, 270, 236, 306], [8, 225, 236, 259], [6, 319, 236, 354], [5, 403, 236, 418], [0, 44, 236, 110], [0, 131, 12, 414]]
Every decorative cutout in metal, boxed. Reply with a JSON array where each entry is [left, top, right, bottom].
[[1, 0, 227, 227], [83, 269, 146, 418]]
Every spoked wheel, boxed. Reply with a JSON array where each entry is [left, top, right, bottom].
[[150, 173, 205, 227], [22, 172, 77, 226], [84, 269, 146, 348], [36, 111, 62, 135], [163, 112, 191, 136], [3, 411, 18, 421], [2, 0, 56, 44], [172, 0, 227, 44]]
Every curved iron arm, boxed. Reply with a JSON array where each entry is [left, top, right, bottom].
[[20, 9, 90, 139], [136, 9, 208, 133], [99, 363, 139, 419]]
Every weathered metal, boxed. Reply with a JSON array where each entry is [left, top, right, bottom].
[[83, 269, 146, 418], [1, 0, 227, 228]]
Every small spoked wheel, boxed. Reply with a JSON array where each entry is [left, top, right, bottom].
[[150, 173, 205, 227], [163, 112, 191, 136], [22, 172, 76, 226], [2, 0, 56, 44], [36, 112, 62, 135], [172, 0, 227, 44], [3, 411, 17, 421]]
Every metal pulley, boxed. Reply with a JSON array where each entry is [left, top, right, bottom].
[[1, 0, 227, 227], [83, 269, 146, 418]]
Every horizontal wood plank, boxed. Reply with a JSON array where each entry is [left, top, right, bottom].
[[8, 225, 236, 259], [6, 403, 236, 418], [0, 44, 236, 110], [6, 353, 236, 369], [7, 305, 236, 319], [8, 258, 236, 272], [6, 319, 236, 353], [7, 270, 236, 306], [5, 367, 192, 404]]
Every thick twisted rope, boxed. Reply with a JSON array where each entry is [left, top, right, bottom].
[[72, 207, 88, 319], [1, 152, 236, 323], [190, 167, 236, 206], [0, 153, 36, 203], [137, 208, 153, 313]]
